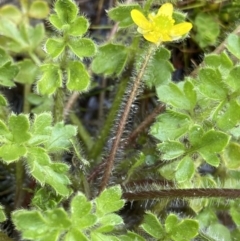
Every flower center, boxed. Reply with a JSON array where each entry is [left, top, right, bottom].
[[151, 15, 174, 32]]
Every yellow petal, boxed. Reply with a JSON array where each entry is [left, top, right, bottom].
[[157, 3, 173, 18], [170, 22, 193, 39], [131, 9, 151, 30], [143, 32, 160, 44], [160, 33, 172, 42]]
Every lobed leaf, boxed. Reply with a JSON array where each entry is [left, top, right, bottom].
[[144, 47, 173, 87], [227, 34, 240, 60], [141, 212, 164, 239], [151, 111, 192, 141], [37, 64, 62, 95], [28, 1, 50, 19], [15, 59, 39, 84], [108, 4, 141, 28], [95, 185, 124, 216], [175, 156, 195, 183], [71, 193, 97, 228], [46, 38, 65, 58], [91, 43, 128, 76], [55, 0, 78, 24], [198, 68, 228, 100], [158, 141, 185, 160], [68, 16, 89, 36], [66, 61, 90, 91], [68, 38, 96, 58]]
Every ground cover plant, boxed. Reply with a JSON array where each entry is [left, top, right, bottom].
[[0, 0, 240, 240]]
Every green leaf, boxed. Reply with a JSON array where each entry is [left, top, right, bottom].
[[37, 64, 62, 95], [140, 212, 164, 239], [206, 223, 231, 241], [144, 47, 173, 87], [71, 193, 97, 228], [0, 144, 27, 162], [170, 219, 199, 241], [151, 111, 192, 141], [12, 210, 48, 240], [226, 65, 240, 91], [46, 122, 77, 152], [0, 48, 11, 66], [32, 113, 52, 135], [55, 0, 78, 24], [0, 5, 22, 23], [46, 38, 65, 58], [27, 147, 71, 196], [198, 68, 227, 100], [96, 213, 123, 233], [15, 59, 39, 84], [29, 1, 50, 19], [29, 113, 52, 145], [70, 194, 89, 213], [119, 231, 145, 241], [223, 142, 240, 169], [108, 4, 141, 28], [194, 12, 220, 48], [158, 141, 185, 160], [165, 214, 178, 233], [215, 100, 240, 131], [95, 185, 124, 216], [68, 38, 96, 57], [156, 81, 196, 110], [91, 43, 128, 76], [69, 16, 89, 36], [230, 206, 240, 226], [0, 206, 6, 222], [189, 125, 204, 146], [227, 34, 240, 60], [91, 232, 119, 241], [0, 61, 18, 87], [26, 23, 45, 49], [204, 52, 233, 74], [0, 17, 26, 46], [0, 119, 9, 136], [175, 156, 195, 183], [49, 14, 63, 30], [45, 208, 71, 229], [31, 188, 62, 210], [9, 114, 31, 143], [64, 228, 89, 241], [38, 231, 59, 241], [0, 94, 7, 106], [27, 147, 52, 183], [66, 61, 90, 91], [196, 130, 230, 167]]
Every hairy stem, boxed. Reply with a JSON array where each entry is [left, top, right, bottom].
[[122, 188, 240, 200], [99, 45, 156, 193], [14, 160, 25, 208], [89, 76, 130, 162], [53, 87, 64, 123]]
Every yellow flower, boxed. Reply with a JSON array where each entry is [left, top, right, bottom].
[[131, 3, 192, 45]]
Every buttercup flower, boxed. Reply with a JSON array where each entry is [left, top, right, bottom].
[[131, 3, 192, 45]]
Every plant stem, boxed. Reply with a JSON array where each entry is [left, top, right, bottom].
[[70, 113, 94, 151], [53, 88, 64, 123], [14, 160, 24, 208], [89, 76, 129, 162], [99, 45, 156, 193], [23, 84, 31, 114], [14, 82, 32, 208], [122, 188, 240, 200]]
